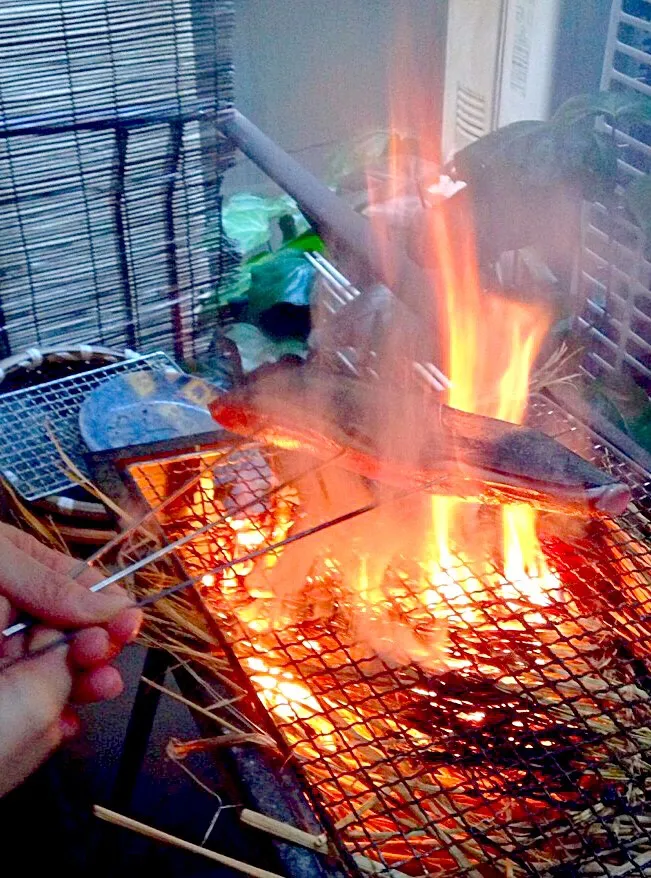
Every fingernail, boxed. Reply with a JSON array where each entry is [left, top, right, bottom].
[[108, 607, 143, 645], [77, 590, 133, 624], [125, 608, 143, 644], [90, 591, 133, 613], [30, 626, 70, 654]]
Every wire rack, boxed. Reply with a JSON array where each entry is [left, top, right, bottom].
[[574, 0, 651, 388], [0, 351, 178, 501], [121, 391, 651, 878]]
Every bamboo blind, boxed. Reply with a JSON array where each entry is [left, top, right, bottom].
[[0, 0, 235, 360]]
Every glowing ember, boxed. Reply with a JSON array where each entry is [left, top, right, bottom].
[[131, 396, 651, 878]]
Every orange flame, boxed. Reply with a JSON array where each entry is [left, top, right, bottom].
[[364, 74, 560, 612], [198, 82, 560, 675], [422, 160, 558, 608]]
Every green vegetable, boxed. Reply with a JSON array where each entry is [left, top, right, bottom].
[[447, 91, 651, 261], [221, 193, 310, 258], [247, 251, 316, 319], [585, 372, 651, 454]]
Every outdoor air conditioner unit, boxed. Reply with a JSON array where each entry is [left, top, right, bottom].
[[442, 0, 563, 160]]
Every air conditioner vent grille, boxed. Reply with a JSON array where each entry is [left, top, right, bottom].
[[455, 83, 488, 142]]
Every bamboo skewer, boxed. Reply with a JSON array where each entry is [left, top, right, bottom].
[[93, 806, 286, 878], [239, 808, 410, 878], [240, 809, 329, 854]]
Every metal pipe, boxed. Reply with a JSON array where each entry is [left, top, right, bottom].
[[219, 110, 439, 336], [111, 126, 137, 350], [163, 120, 185, 363]]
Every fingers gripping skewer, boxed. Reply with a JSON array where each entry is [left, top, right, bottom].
[[0, 471, 446, 669], [0, 496, 382, 667], [1, 447, 343, 640]]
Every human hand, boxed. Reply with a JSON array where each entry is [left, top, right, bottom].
[[0, 524, 142, 796]]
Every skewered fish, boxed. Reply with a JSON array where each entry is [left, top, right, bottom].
[[209, 366, 631, 517]]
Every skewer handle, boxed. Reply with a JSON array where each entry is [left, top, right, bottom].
[[240, 808, 328, 853], [239, 808, 409, 877]]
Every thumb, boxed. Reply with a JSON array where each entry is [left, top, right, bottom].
[[0, 537, 131, 628], [0, 631, 73, 796]]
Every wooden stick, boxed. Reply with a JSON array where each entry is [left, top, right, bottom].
[[240, 808, 409, 878], [241, 809, 328, 853], [94, 806, 285, 878]]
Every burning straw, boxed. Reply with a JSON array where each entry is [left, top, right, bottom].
[[17, 89, 651, 873]]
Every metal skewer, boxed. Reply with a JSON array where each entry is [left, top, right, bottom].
[[3, 255, 447, 644], [0, 474, 444, 670], [306, 250, 453, 391], [1, 449, 344, 640]]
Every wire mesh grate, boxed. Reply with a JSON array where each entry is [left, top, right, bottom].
[[0, 351, 178, 501], [124, 394, 651, 878]]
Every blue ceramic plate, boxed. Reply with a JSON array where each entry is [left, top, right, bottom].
[[79, 369, 222, 451]]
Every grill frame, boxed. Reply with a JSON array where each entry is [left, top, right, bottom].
[[88, 387, 651, 878]]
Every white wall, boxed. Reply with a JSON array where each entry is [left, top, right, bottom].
[[226, 0, 447, 190]]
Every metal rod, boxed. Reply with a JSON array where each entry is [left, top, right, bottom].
[[307, 250, 451, 389], [163, 120, 185, 363], [312, 252, 360, 301], [111, 126, 137, 350], [303, 253, 351, 306], [0, 492, 387, 669], [219, 110, 440, 340], [0, 470, 450, 669], [2, 450, 343, 640]]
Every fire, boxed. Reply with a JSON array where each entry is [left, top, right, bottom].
[[362, 84, 559, 622], [247, 657, 338, 743], [415, 148, 560, 611], [191, 87, 560, 675]]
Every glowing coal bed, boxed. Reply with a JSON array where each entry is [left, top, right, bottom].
[[128, 397, 651, 878]]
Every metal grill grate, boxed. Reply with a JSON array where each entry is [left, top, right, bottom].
[[126, 394, 651, 878], [0, 351, 178, 501]]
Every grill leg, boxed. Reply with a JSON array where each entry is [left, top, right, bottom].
[[110, 647, 170, 811]]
